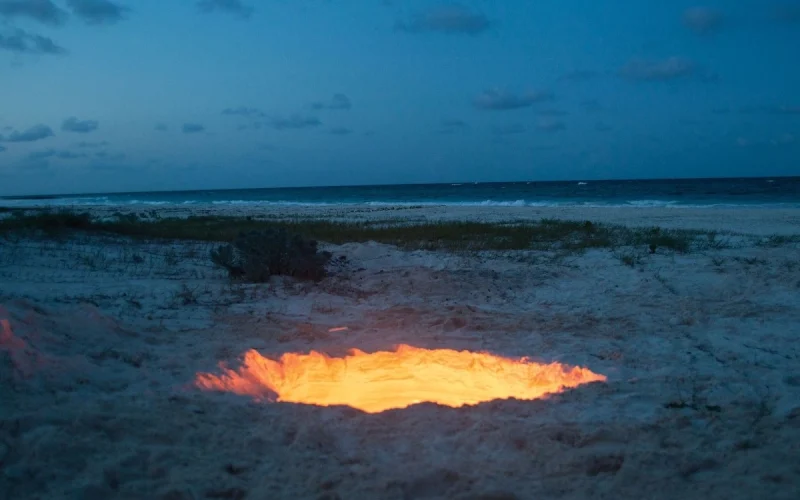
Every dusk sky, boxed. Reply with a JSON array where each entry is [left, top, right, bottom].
[[1, 0, 799, 196]]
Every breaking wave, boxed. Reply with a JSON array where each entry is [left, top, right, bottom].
[[2, 197, 798, 209]]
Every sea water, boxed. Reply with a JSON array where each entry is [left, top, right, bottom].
[[2, 177, 799, 209]]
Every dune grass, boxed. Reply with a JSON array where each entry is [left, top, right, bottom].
[[0, 209, 701, 253]]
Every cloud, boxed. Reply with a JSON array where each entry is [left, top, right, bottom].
[[683, 7, 724, 34], [537, 109, 569, 117], [473, 88, 554, 110], [27, 149, 55, 160], [222, 106, 265, 118], [0, 145, 6, 152], [28, 149, 86, 160], [0, 28, 66, 55], [0, 0, 67, 26], [75, 140, 109, 148], [395, 5, 490, 35], [271, 115, 321, 130], [94, 151, 125, 160], [1, 124, 54, 142], [182, 123, 205, 133], [311, 93, 352, 111], [66, 0, 129, 25], [329, 127, 352, 136], [536, 118, 566, 132], [62, 116, 99, 133], [154, 123, 168, 131], [619, 57, 696, 81], [196, 0, 253, 19], [492, 124, 526, 136], [559, 70, 598, 82], [236, 122, 264, 131], [438, 119, 469, 134]]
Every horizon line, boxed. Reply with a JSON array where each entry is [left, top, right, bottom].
[[3, 174, 798, 200]]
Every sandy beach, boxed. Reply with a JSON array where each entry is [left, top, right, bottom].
[[1, 205, 799, 499], [82, 203, 800, 236]]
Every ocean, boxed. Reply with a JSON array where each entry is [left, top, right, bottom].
[[3, 177, 799, 209]]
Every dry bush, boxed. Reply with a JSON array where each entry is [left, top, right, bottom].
[[210, 228, 331, 282]]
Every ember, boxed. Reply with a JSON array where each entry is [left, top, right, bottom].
[[196, 344, 606, 413]]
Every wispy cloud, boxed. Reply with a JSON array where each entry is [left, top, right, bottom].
[[66, 0, 129, 25], [311, 94, 352, 111], [182, 123, 205, 133], [438, 119, 469, 134], [0, 145, 6, 153], [536, 118, 566, 132], [682, 7, 724, 35], [395, 5, 490, 35], [473, 88, 554, 110], [75, 140, 109, 148], [329, 127, 352, 136], [62, 116, 99, 133], [196, 0, 253, 19], [222, 106, 265, 118], [1, 124, 54, 142], [28, 148, 86, 160], [619, 57, 696, 81], [537, 109, 569, 117], [94, 151, 126, 160], [0, 28, 66, 55], [0, 0, 68, 26], [154, 123, 168, 131], [271, 115, 321, 130], [492, 124, 526, 136]]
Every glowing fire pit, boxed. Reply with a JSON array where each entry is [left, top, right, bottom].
[[195, 344, 606, 413]]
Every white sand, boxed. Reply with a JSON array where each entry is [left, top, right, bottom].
[[80, 203, 800, 235], [1, 207, 799, 499]]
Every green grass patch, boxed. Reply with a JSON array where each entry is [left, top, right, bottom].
[[0, 209, 704, 253]]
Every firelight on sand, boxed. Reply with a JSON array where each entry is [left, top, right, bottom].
[[195, 344, 606, 413]]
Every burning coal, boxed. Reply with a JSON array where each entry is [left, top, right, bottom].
[[195, 344, 606, 413]]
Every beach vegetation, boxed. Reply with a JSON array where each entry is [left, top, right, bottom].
[[0, 209, 718, 255], [210, 228, 331, 282]]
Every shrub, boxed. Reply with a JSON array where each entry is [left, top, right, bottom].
[[210, 228, 331, 282], [8, 210, 93, 233]]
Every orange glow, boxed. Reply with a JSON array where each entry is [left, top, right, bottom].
[[195, 344, 606, 413]]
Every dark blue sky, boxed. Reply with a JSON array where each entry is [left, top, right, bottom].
[[1, 0, 799, 195]]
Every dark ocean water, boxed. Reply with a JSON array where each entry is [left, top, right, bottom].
[[3, 177, 800, 208]]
